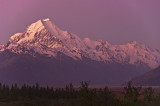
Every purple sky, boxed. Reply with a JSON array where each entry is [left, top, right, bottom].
[[0, 0, 160, 49]]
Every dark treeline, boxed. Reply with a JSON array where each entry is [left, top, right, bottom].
[[0, 81, 160, 106]]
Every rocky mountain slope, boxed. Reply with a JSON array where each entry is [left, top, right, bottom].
[[0, 18, 160, 85]]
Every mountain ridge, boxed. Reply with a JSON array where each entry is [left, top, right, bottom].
[[131, 66, 160, 86], [0, 18, 159, 85], [1, 18, 160, 68]]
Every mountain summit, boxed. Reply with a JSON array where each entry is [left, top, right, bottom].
[[3, 18, 160, 68], [6, 18, 87, 59], [0, 18, 160, 85]]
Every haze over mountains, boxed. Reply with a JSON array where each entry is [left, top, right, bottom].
[[0, 18, 160, 86]]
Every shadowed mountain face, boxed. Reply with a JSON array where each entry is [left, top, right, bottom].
[[131, 66, 160, 86], [0, 50, 150, 86], [0, 18, 159, 86]]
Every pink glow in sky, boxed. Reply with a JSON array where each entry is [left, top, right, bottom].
[[0, 0, 160, 49]]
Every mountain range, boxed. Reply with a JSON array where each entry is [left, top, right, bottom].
[[0, 18, 160, 86]]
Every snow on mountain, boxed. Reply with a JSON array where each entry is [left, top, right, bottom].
[[0, 45, 3, 50], [114, 42, 160, 68], [2, 18, 160, 68]]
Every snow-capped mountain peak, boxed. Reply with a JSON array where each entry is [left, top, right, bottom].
[[2, 18, 160, 68], [9, 20, 44, 43], [43, 18, 50, 21], [5, 18, 88, 59]]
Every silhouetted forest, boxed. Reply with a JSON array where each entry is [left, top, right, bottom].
[[0, 81, 159, 106]]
